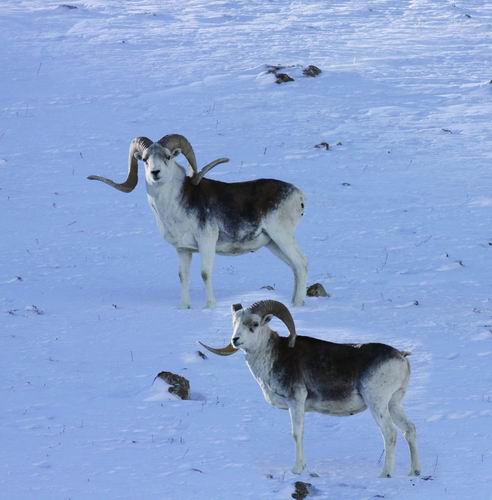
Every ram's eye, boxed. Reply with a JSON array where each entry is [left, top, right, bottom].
[[164, 154, 171, 161]]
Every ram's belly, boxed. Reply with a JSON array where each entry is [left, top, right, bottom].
[[306, 392, 367, 416], [216, 231, 270, 256]]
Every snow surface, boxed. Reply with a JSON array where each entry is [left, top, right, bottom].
[[1, 1, 492, 498]]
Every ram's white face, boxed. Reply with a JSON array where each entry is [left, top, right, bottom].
[[136, 144, 181, 185], [231, 307, 272, 352]]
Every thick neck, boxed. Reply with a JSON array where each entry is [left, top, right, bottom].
[[244, 330, 278, 375]]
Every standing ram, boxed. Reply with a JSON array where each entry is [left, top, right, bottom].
[[200, 300, 421, 477], [88, 135, 307, 308]]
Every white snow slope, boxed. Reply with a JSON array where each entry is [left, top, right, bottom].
[[1, 1, 492, 499]]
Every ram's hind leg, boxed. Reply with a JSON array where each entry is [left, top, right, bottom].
[[368, 399, 397, 478], [265, 231, 307, 307], [266, 241, 294, 270], [362, 374, 399, 478], [389, 389, 420, 476]]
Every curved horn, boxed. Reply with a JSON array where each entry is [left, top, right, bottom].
[[191, 157, 230, 186], [157, 134, 197, 176], [249, 300, 297, 348], [198, 341, 238, 357], [87, 137, 153, 193]]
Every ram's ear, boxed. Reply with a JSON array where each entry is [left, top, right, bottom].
[[231, 303, 243, 327], [134, 151, 143, 161], [232, 303, 243, 314], [261, 314, 273, 326]]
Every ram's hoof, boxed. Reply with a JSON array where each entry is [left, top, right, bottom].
[[291, 464, 305, 474]]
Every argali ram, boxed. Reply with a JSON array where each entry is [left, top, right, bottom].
[[200, 300, 421, 477], [88, 135, 307, 308]]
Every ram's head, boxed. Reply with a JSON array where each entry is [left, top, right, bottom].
[[200, 300, 297, 356], [88, 134, 229, 190]]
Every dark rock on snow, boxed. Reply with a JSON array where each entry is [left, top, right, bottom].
[[155, 371, 190, 400], [306, 283, 329, 297]]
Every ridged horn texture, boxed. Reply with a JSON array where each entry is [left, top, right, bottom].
[[191, 157, 230, 186], [87, 137, 153, 193], [198, 341, 238, 356], [157, 133, 229, 185], [249, 300, 297, 348], [157, 134, 198, 175]]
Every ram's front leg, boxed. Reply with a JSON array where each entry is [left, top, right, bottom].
[[198, 232, 218, 308], [289, 389, 307, 474], [177, 249, 192, 309]]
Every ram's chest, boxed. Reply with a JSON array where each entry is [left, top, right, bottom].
[[246, 356, 291, 410], [147, 194, 198, 250]]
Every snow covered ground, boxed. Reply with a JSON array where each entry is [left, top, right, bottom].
[[1, 1, 492, 498]]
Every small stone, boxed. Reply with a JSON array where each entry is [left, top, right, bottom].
[[306, 283, 329, 297], [197, 350, 208, 360], [276, 73, 294, 84], [292, 481, 312, 499], [314, 142, 330, 150], [155, 371, 190, 400], [303, 65, 322, 77]]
